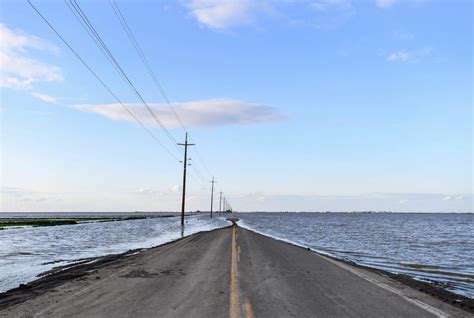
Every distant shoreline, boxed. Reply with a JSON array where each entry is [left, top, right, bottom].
[[0, 211, 472, 214]]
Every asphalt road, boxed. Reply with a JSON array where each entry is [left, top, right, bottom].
[[0, 225, 466, 318], [237, 227, 439, 318]]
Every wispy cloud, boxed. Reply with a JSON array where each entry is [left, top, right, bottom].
[[388, 50, 410, 62], [442, 195, 465, 201], [311, 0, 353, 12], [235, 192, 473, 212], [31, 92, 61, 104], [309, 0, 355, 29], [1, 187, 34, 197], [73, 98, 286, 128], [185, 0, 263, 29], [395, 31, 415, 40], [387, 47, 432, 62], [0, 187, 51, 204], [133, 185, 182, 196], [182, 0, 430, 30], [0, 24, 62, 90], [375, 0, 397, 9], [184, 0, 355, 30], [171, 185, 181, 193], [135, 188, 154, 194]]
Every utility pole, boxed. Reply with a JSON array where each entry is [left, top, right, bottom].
[[223, 197, 226, 213], [209, 177, 215, 218], [178, 132, 194, 227], [219, 191, 222, 214]]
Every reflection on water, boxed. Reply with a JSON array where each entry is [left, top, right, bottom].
[[236, 212, 473, 299], [0, 214, 229, 293]]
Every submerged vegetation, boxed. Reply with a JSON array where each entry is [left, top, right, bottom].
[[0, 216, 146, 230]]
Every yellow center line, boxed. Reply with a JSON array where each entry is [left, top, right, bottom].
[[229, 225, 241, 318], [244, 298, 255, 318]]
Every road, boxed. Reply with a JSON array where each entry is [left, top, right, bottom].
[[0, 225, 467, 317]]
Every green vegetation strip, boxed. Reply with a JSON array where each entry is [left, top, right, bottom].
[[0, 217, 146, 230]]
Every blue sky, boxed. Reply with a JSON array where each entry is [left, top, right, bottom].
[[1, 0, 472, 212]]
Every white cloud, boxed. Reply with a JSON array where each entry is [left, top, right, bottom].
[[136, 188, 154, 194], [171, 185, 181, 193], [375, 0, 397, 8], [311, 0, 353, 12], [387, 47, 432, 62], [0, 24, 62, 90], [308, 0, 355, 29], [395, 31, 415, 40], [186, 0, 258, 29], [184, 0, 357, 30], [441, 195, 466, 201], [73, 98, 286, 128], [134, 186, 184, 196], [0, 24, 59, 53], [388, 51, 410, 62], [31, 92, 60, 104], [234, 192, 473, 212], [1, 187, 34, 197], [0, 187, 55, 205]]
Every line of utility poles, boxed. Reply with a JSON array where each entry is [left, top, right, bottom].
[[178, 133, 234, 227], [219, 193, 232, 213]]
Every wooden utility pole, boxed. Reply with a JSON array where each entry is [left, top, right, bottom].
[[178, 132, 194, 227], [210, 177, 215, 218], [219, 191, 222, 214]]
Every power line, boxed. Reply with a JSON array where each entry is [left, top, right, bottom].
[[189, 157, 208, 184], [108, 0, 187, 132], [67, 0, 182, 154], [108, 0, 216, 180], [29, 0, 232, 213], [70, 0, 210, 188], [27, 0, 180, 162], [188, 135, 214, 178]]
